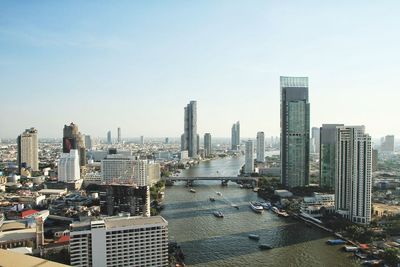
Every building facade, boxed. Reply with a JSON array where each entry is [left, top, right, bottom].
[[17, 128, 39, 171], [311, 127, 320, 154], [204, 133, 212, 158], [63, 123, 86, 166], [319, 124, 344, 189], [101, 155, 135, 184], [181, 101, 198, 157], [256, 131, 265, 163], [335, 126, 372, 224], [231, 121, 240, 151], [381, 135, 395, 153], [244, 140, 254, 174], [107, 131, 112, 145], [69, 216, 169, 267], [58, 149, 80, 183], [117, 127, 121, 143], [280, 76, 310, 188]]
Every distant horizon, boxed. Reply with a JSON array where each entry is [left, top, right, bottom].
[[2, 2, 400, 138]]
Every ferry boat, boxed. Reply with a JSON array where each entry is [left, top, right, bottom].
[[216, 192, 222, 196], [213, 211, 224, 218], [231, 204, 239, 209], [344, 245, 358, 252], [209, 197, 215, 202], [249, 201, 264, 213], [248, 234, 260, 240], [189, 189, 196, 193], [259, 244, 273, 250]]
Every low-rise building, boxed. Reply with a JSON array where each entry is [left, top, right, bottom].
[[301, 193, 335, 217]]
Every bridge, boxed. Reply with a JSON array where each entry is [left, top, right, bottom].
[[161, 176, 259, 186]]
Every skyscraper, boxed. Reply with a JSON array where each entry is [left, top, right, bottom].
[[319, 124, 344, 189], [58, 149, 80, 183], [245, 140, 254, 174], [117, 127, 121, 143], [231, 121, 240, 151], [140, 135, 144, 145], [181, 101, 198, 157], [311, 127, 320, 154], [335, 126, 372, 224], [84, 135, 92, 150], [256, 131, 265, 163], [107, 130, 112, 144], [204, 133, 212, 158], [63, 123, 86, 166], [17, 128, 39, 171], [381, 135, 395, 153], [280, 76, 310, 188]]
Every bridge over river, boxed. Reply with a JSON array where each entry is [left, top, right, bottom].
[[161, 176, 259, 186]]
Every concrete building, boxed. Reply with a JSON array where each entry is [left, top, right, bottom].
[[101, 155, 135, 184], [140, 135, 144, 145], [63, 123, 86, 166], [231, 121, 240, 151], [335, 126, 372, 224], [147, 163, 161, 185], [280, 76, 310, 188], [70, 216, 168, 267], [244, 140, 254, 174], [311, 127, 320, 154], [372, 149, 378, 172], [319, 124, 344, 189], [301, 193, 335, 218], [256, 131, 265, 163], [117, 127, 121, 143], [381, 135, 395, 153], [204, 133, 212, 158], [135, 160, 148, 186], [58, 149, 80, 183], [17, 128, 38, 171], [181, 101, 198, 157], [107, 131, 112, 145]]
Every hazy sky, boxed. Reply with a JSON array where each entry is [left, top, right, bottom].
[[1, 1, 400, 139]]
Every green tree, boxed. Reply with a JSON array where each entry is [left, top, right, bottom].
[[382, 248, 400, 267]]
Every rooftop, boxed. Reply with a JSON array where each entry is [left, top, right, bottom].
[[105, 215, 167, 229], [0, 249, 68, 267]]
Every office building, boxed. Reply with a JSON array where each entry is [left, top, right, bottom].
[[63, 123, 86, 166], [117, 127, 121, 143], [280, 76, 310, 188], [319, 124, 344, 189], [85, 135, 92, 150], [107, 131, 112, 145], [231, 121, 240, 151], [140, 135, 144, 145], [58, 149, 80, 183], [17, 128, 39, 171], [69, 216, 168, 267], [311, 127, 320, 154], [256, 131, 265, 162], [165, 137, 169, 144], [245, 140, 254, 174], [335, 126, 372, 224], [381, 135, 395, 153], [204, 133, 212, 158], [181, 101, 198, 157], [101, 155, 135, 184]]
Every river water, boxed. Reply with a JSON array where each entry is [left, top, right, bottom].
[[161, 155, 359, 267]]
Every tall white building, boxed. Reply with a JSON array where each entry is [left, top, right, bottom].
[[58, 149, 80, 182], [256, 132, 265, 162], [245, 140, 254, 174], [101, 155, 135, 184], [69, 216, 169, 267], [17, 128, 39, 171], [335, 126, 372, 224], [135, 160, 148, 186]]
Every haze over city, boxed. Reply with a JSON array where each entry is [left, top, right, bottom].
[[1, 1, 400, 138]]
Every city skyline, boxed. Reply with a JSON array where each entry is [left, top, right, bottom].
[[2, 2, 400, 138]]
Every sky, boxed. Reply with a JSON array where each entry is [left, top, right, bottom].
[[1, 1, 400, 139]]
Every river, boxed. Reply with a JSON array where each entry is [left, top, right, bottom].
[[161, 155, 359, 267]]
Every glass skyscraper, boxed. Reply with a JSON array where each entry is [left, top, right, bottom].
[[181, 101, 198, 157], [280, 76, 310, 188]]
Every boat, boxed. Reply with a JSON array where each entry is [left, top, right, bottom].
[[231, 204, 239, 209], [216, 192, 222, 196], [259, 202, 271, 210], [189, 189, 196, 193], [326, 239, 346, 245], [213, 211, 224, 218], [259, 244, 273, 250], [249, 201, 264, 213], [209, 197, 215, 202], [248, 234, 260, 240], [344, 245, 358, 252], [271, 207, 289, 217], [253, 187, 259, 192]]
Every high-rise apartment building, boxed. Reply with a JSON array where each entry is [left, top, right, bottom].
[[17, 128, 39, 171], [181, 101, 198, 157], [117, 127, 121, 143], [231, 121, 240, 151], [204, 133, 212, 158], [69, 216, 169, 267], [107, 130, 112, 145], [101, 155, 135, 184], [63, 123, 86, 166], [256, 131, 265, 162], [381, 135, 395, 153], [319, 124, 344, 189], [135, 160, 148, 186], [335, 126, 372, 224], [58, 149, 80, 183], [245, 140, 254, 174], [280, 76, 310, 188]]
